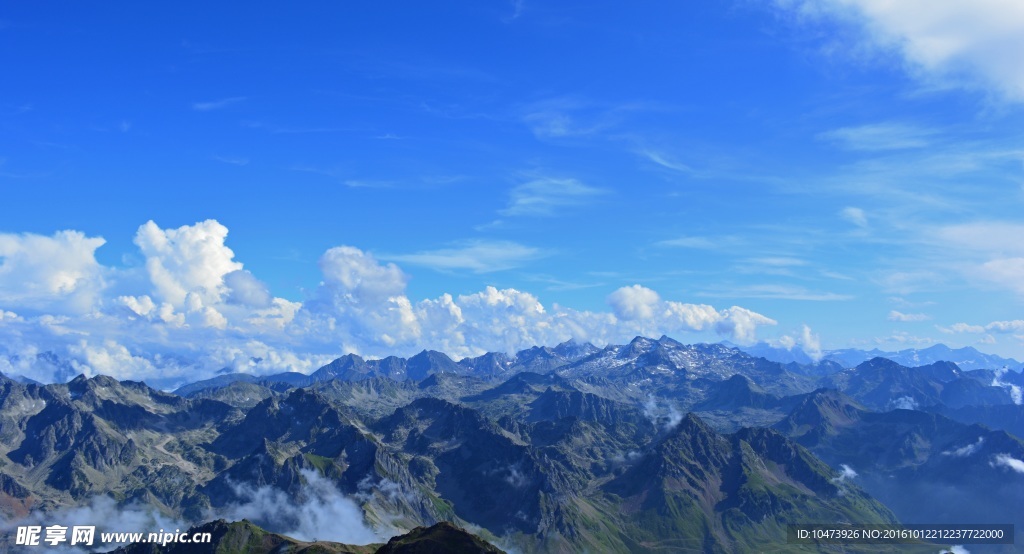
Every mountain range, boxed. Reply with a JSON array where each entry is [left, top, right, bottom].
[[1, 335, 1020, 552], [738, 342, 1024, 371]]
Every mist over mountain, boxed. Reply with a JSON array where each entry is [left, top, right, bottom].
[[1, 336, 1019, 552]]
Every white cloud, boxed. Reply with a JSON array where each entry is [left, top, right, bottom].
[[778, 324, 823, 360], [318, 246, 407, 302], [605, 285, 777, 344], [224, 270, 273, 308], [384, 240, 545, 273], [820, 123, 934, 151], [0, 230, 106, 313], [831, 464, 858, 484], [991, 453, 1024, 474], [888, 310, 930, 322], [713, 307, 778, 345], [192, 96, 246, 111], [878, 332, 935, 346], [640, 150, 694, 173], [940, 320, 1024, 335], [501, 177, 607, 217], [778, 0, 1024, 102], [939, 322, 985, 334], [303, 246, 420, 350], [700, 284, 853, 301], [134, 220, 242, 308], [520, 98, 614, 139], [991, 367, 1022, 405], [656, 236, 729, 249], [985, 320, 1024, 333], [977, 257, 1024, 295], [0, 221, 781, 383], [642, 395, 683, 431], [839, 206, 868, 228], [608, 285, 661, 321], [891, 395, 919, 410], [747, 257, 808, 268], [66, 339, 158, 380], [2, 495, 185, 548], [219, 469, 379, 544], [943, 437, 984, 457]]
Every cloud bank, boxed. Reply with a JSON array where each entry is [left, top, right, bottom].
[[0, 220, 779, 385]]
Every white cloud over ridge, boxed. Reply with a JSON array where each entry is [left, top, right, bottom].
[[0, 220, 779, 385], [991, 453, 1024, 475]]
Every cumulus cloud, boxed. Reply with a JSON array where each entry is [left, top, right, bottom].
[[777, 324, 823, 360], [939, 322, 985, 334], [134, 220, 242, 308], [985, 320, 1024, 333], [608, 285, 661, 321], [713, 306, 778, 345], [0, 230, 106, 313], [941, 320, 1024, 337], [777, 0, 1024, 102], [0, 220, 780, 384], [608, 285, 776, 344], [224, 270, 273, 308]]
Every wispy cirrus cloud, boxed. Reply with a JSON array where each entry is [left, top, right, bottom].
[[212, 155, 249, 166], [931, 222, 1024, 296], [775, 0, 1024, 102], [818, 122, 936, 151], [888, 310, 930, 322], [383, 239, 547, 273], [192, 96, 247, 111], [656, 235, 743, 250], [698, 284, 853, 301], [242, 120, 348, 134], [639, 149, 695, 174], [500, 176, 608, 217], [839, 206, 868, 228], [939, 319, 1024, 334]]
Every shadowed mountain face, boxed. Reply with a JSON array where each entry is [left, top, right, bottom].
[[1, 336, 1018, 552], [776, 389, 1024, 546], [820, 357, 1014, 411], [603, 414, 895, 552]]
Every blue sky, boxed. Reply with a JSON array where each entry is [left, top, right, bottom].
[[2, 1, 1024, 383]]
